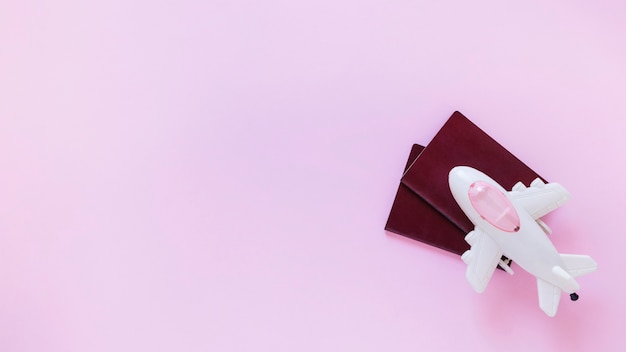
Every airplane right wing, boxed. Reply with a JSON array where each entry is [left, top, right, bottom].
[[537, 277, 562, 317], [508, 178, 571, 220], [461, 228, 503, 293]]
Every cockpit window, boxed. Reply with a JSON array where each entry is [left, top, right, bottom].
[[469, 181, 520, 232]]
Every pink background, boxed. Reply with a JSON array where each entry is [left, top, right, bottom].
[[2, 0, 625, 351]]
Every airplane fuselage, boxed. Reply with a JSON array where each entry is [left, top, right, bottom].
[[477, 204, 579, 293], [449, 167, 580, 293]]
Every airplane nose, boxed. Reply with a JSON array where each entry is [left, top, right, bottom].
[[449, 166, 474, 201], [448, 166, 462, 182], [449, 166, 472, 184], [449, 166, 483, 202]]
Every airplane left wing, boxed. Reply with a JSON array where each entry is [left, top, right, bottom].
[[509, 178, 571, 220], [461, 228, 503, 293]]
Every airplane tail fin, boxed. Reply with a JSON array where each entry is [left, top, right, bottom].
[[560, 254, 598, 278]]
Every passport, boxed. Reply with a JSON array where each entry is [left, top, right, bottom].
[[385, 111, 544, 255]]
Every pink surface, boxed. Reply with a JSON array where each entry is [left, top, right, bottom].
[[1, 0, 625, 351]]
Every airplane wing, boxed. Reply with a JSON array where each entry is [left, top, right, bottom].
[[461, 228, 503, 293], [508, 178, 571, 220], [537, 277, 562, 317]]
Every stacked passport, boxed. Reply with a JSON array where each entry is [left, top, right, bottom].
[[385, 111, 544, 254]]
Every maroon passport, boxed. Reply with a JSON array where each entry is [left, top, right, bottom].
[[385, 111, 543, 255], [385, 144, 468, 254]]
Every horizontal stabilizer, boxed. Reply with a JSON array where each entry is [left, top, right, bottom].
[[560, 254, 598, 278], [537, 277, 562, 317]]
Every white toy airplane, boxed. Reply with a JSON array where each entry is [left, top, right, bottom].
[[448, 166, 597, 317]]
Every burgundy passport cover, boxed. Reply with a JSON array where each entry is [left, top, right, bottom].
[[385, 144, 468, 254], [385, 111, 544, 255]]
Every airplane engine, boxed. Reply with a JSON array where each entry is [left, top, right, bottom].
[[461, 250, 473, 264], [464, 231, 478, 245], [531, 178, 546, 188], [512, 181, 527, 191]]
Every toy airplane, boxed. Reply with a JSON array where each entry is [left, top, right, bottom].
[[448, 166, 598, 317]]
